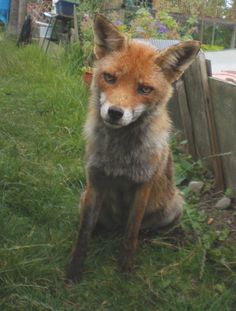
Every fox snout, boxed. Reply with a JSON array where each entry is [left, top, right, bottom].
[[108, 106, 124, 121], [100, 93, 146, 128]]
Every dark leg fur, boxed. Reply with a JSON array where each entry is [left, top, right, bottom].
[[66, 186, 103, 282], [120, 183, 152, 272]]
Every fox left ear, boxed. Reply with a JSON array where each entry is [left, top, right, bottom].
[[156, 41, 201, 83], [93, 14, 126, 59]]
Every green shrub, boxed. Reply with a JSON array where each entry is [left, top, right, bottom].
[[201, 44, 225, 51]]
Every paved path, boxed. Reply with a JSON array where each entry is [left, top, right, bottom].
[[205, 49, 236, 73]]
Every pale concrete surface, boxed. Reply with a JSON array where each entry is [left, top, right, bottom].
[[205, 49, 236, 73]]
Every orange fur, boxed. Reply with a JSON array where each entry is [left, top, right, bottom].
[[67, 14, 200, 282], [94, 41, 172, 109]]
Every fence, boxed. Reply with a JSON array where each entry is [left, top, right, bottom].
[[169, 52, 236, 198]]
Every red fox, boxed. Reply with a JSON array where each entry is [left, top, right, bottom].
[[67, 14, 200, 282]]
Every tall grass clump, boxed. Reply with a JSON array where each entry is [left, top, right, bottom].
[[0, 41, 89, 308], [0, 40, 87, 220]]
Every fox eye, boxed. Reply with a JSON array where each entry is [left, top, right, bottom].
[[103, 72, 117, 84], [137, 85, 153, 95]]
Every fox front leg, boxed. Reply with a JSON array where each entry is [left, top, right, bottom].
[[120, 183, 152, 273], [67, 185, 102, 283]]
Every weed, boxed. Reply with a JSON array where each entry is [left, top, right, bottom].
[[225, 188, 233, 198]]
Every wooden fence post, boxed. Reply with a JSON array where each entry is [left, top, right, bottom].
[[198, 53, 225, 191], [175, 80, 197, 159], [181, 53, 225, 192], [182, 55, 212, 162]]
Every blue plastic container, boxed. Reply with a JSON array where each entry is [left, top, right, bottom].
[[0, 0, 10, 25], [55, 1, 78, 17]]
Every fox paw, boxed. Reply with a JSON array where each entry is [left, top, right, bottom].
[[66, 261, 84, 284], [120, 256, 134, 273]]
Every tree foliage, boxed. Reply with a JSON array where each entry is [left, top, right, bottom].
[[156, 0, 233, 19]]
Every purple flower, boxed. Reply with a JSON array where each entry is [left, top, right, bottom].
[[157, 24, 168, 34], [114, 19, 123, 26]]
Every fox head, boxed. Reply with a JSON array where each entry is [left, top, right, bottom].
[[92, 14, 200, 129]]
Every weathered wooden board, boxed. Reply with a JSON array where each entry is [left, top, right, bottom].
[[160, 53, 235, 196], [175, 79, 197, 158], [209, 78, 236, 197], [168, 84, 184, 133], [199, 54, 224, 191], [183, 55, 212, 163]]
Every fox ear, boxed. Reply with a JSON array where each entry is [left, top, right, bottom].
[[156, 41, 201, 83], [93, 14, 126, 59]]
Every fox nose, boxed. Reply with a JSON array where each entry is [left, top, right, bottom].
[[108, 106, 124, 121]]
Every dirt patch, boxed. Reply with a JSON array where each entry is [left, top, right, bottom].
[[198, 190, 236, 243]]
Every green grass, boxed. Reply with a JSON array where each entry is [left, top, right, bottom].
[[0, 41, 235, 311]]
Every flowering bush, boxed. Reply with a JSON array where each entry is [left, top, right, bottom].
[[128, 8, 170, 39], [74, 7, 198, 72], [78, 8, 197, 49], [109, 8, 197, 41], [108, 11, 127, 33]]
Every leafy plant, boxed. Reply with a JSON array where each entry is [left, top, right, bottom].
[[201, 44, 224, 51], [170, 135, 209, 187], [180, 15, 198, 40], [224, 187, 233, 198]]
